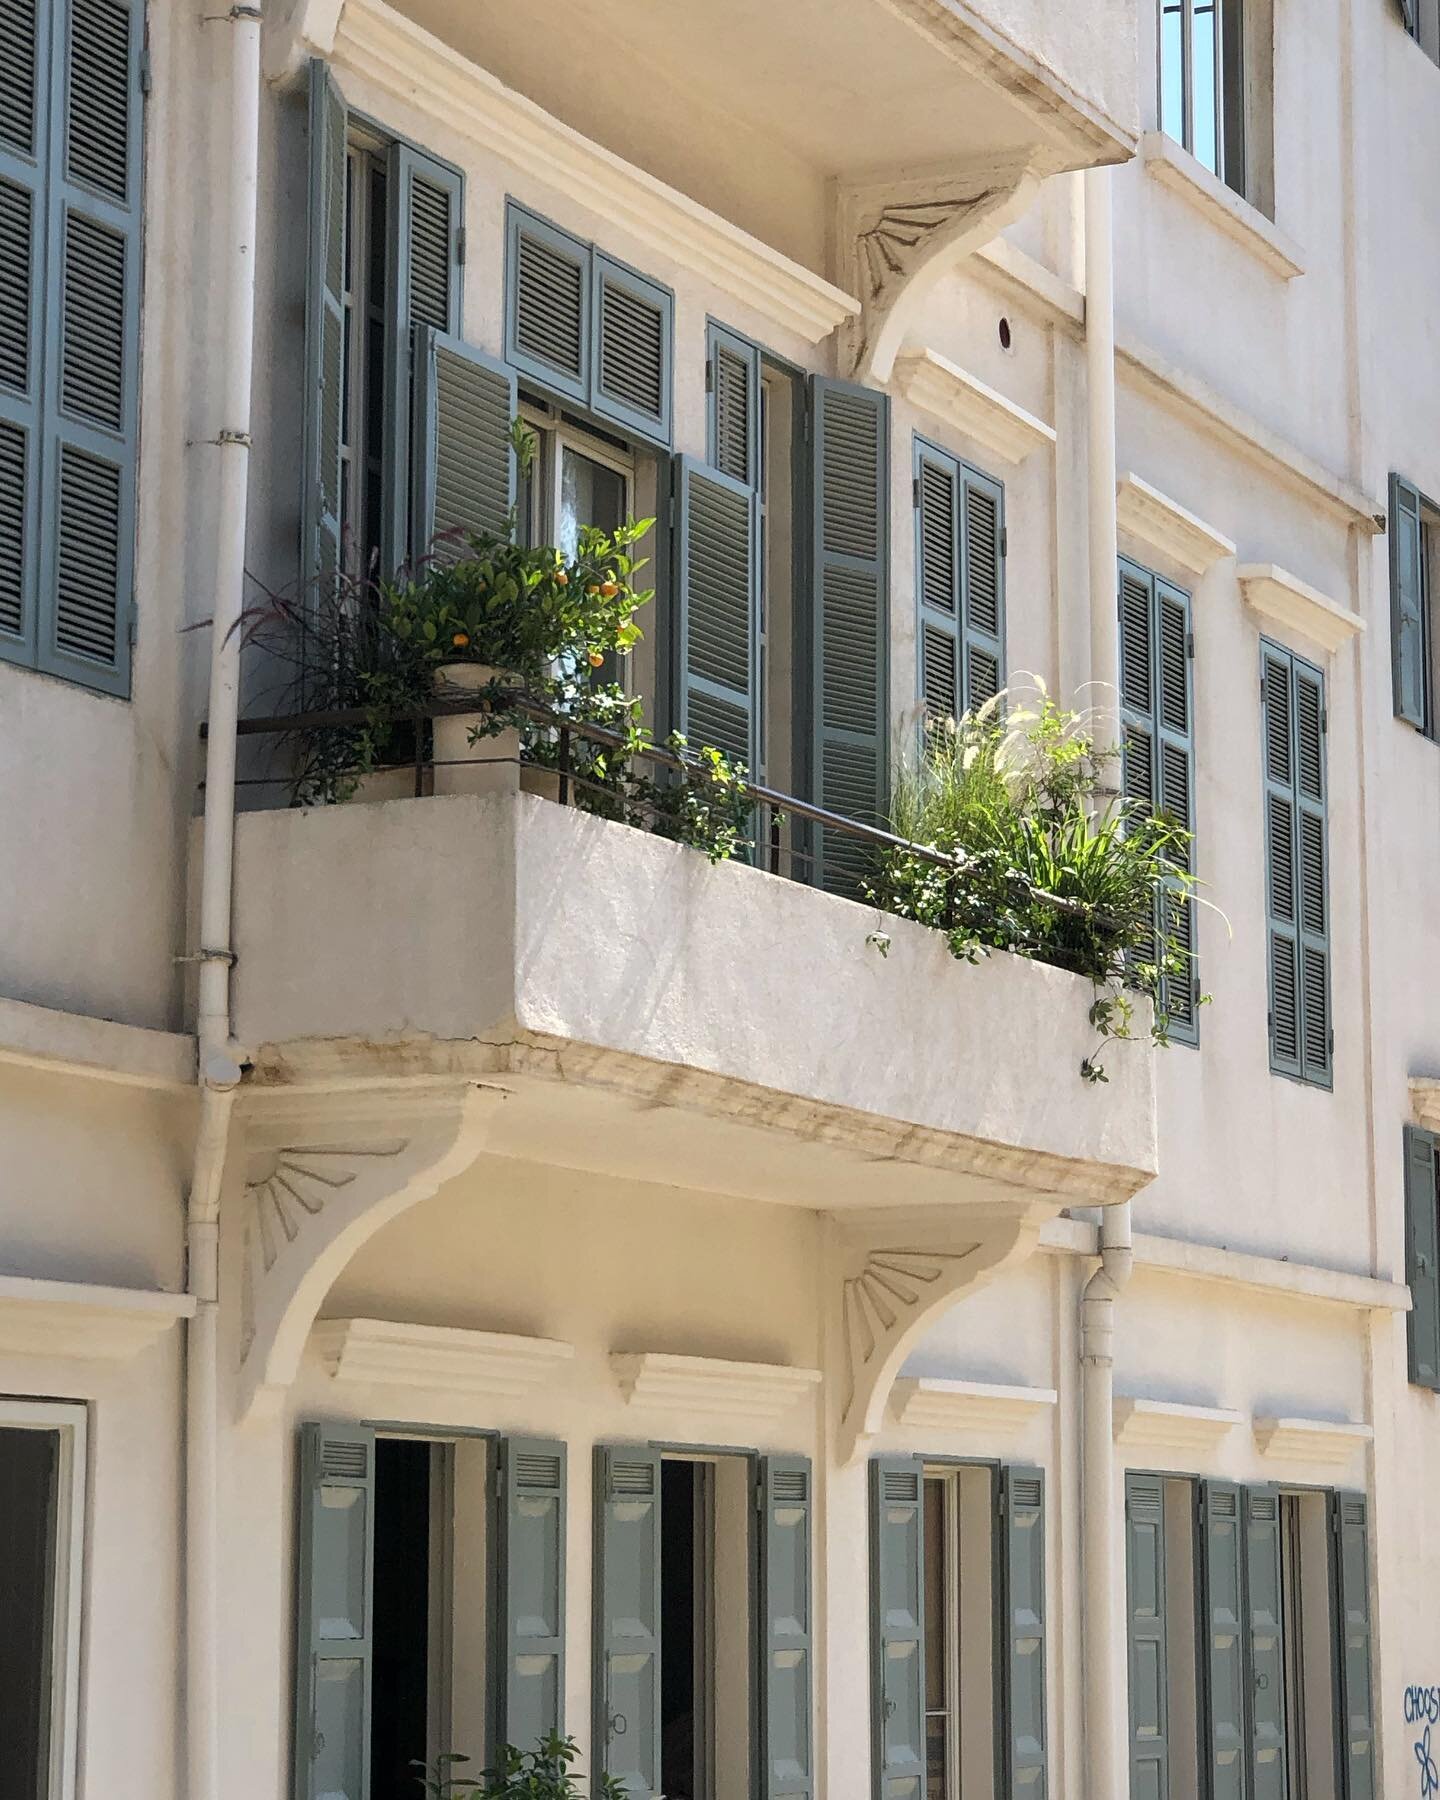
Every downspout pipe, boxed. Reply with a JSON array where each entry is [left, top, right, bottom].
[[186, 8, 261, 1800], [1084, 165, 1120, 749]]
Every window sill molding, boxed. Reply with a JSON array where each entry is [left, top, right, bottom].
[[1138, 132, 1305, 281], [889, 1375, 1058, 1435], [1116, 472, 1236, 576], [0, 1275, 195, 1362], [893, 347, 1056, 466], [610, 1351, 822, 1420], [1238, 563, 1367, 655], [1112, 1396, 1245, 1451], [310, 1317, 575, 1396], [1253, 1414, 1374, 1466]]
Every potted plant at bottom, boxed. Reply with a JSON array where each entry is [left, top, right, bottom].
[[418, 1736, 625, 1800]]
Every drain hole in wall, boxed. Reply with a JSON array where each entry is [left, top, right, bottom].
[[998, 316, 1013, 352]]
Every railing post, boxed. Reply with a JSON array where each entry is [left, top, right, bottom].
[[769, 806, 782, 875], [558, 726, 571, 806]]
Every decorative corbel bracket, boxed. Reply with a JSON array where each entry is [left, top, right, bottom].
[[262, 0, 347, 86], [235, 1081, 503, 1422], [836, 151, 1045, 385]]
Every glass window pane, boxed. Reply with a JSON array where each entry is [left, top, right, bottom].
[[1160, 1, 1186, 142], [559, 446, 626, 558], [1191, 2, 1219, 172], [0, 1427, 61, 1800]]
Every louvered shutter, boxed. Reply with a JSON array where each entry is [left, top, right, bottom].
[[961, 466, 1005, 710], [593, 252, 672, 446], [302, 58, 345, 602], [1125, 1474, 1170, 1800], [1243, 1486, 1287, 1800], [811, 377, 889, 894], [1199, 1481, 1246, 1800], [1329, 1492, 1375, 1800], [1262, 644, 1302, 1079], [1156, 578, 1197, 1038], [491, 1436, 566, 1760], [1293, 656, 1331, 1085], [915, 443, 961, 721], [294, 1423, 375, 1800], [383, 144, 462, 571], [998, 1465, 1047, 1800], [505, 203, 589, 405], [593, 1446, 662, 1800], [869, 1456, 925, 1800], [674, 453, 758, 770], [1404, 1125, 1440, 1388], [757, 1456, 814, 1800], [1390, 474, 1429, 730], [411, 327, 516, 556], [708, 323, 759, 489]]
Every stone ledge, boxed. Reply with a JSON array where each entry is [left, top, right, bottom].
[[0, 1275, 194, 1361], [890, 1375, 1056, 1435], [0, 995, 195, 1090], [1113, 1396, 1244, 1450], [1139, 131, 1305, 281], [1239, 563, 1366, 655], [611, 1351, 822, 1420], [311, 1317, 574, 1396], [1253, 1415, 1374, 1465], [1116, 473, 1235, 576], [895, 348, 1055, 466]]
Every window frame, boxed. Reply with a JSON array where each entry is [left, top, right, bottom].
[[1156, 0, 1247, 196], [1389, 471, 1438, 739]]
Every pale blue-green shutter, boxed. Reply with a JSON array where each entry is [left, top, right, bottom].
[[491, 1436, 566, 1760], [1329, 1491, 1374, 1800], [1390, 474, 1429, 730], [708, 323, 760, 489], [998, 1465, 1047, 1800], [504, 202, 589, 405], [915, 442, 961, 720], [1243, 1486, 1286, 1800], [592, 251, 672, 447], [301, 59, 345, 601], [383, 144, 462, 571], [1404, 1125, 1440, 1388], [811, 377, 889, 893], [411, 327, 516, 554], [757, 1456, 813, 1800], [960, 465, 1005, 710], [869, 1456, 925, 1800], [1199, 1481, 1246, 1800], [593, 1446, 662, 1800], [294, 1423, 375, 1800], [1293, 655, 1331, 1085], [673, 453, 758, 769], [1125, 1474, 1170, 1800], [1262, 643, 1302, 1079]]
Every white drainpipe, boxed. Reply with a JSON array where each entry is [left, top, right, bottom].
[[186, 7, 261, 1800]]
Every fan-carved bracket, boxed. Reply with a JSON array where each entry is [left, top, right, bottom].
[[235, 1082, 502, 1422], [836, 152, 1044, 385], [833, 1210, 1041, 1463]]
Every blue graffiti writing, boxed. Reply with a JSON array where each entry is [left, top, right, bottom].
[[1409, 1688, 1440, 1727], [1418, 1725, 1439, 1800]]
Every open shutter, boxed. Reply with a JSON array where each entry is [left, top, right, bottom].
[[1262, 644, 1302, 1079], [1243, 1486, 1287, 1800], [1156, 577, 1197, 1039], [593, 1446, 662, 1800], [960, 466, 1005, 710], [997, 1465, 1047, 1800], [708, 324, 760, 490], [869, 1456, 925, 1800], [1329, 1492, 1375, 1800], [811, 377, 889, 893], [301, 58, 345, 603], [757, 1456, 813, 1800], [411, 327, 516, 556], [674, 453, 758, 769], [491, 1436, 565, 1760], [1120, 560, 1160, 975], [1404, 1125, 1440, 1387], [1390, 474, 1428, 729], [593, 252, 672, 446], [1294, 657, 1331, 1085], [294, 1423, 375, 1800], [505, 202, 589, 405], [383, 143, 462, 571], [1199, 1480, 1246, 1800], [915, 443, 961, 721], [1125, 1474, 1170, 1800]]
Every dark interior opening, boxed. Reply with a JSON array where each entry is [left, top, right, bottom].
[[0, 1426, 59, 1800], [660, 1459, 698, 1800], [371, 1438, 432, 1800]]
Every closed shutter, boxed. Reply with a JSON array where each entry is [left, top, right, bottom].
[[383, 143, 462, 571], [491, 1436, 565, 1760], [1125, 1474, 1170, 1800], [1120, 561, 1161, 968], [708, 323, 760, 489], [811, 377, 889, 894], [505, 204, 589, 405], [1262, 644, 1303, 1080], [593, 1446, 662, 1800], [1293, 655, 1331, 1084], [410, 327, 516, 555], [1404, 1124, 1440, 1388], [1329, 1491, 1375, 1800], [915, 443, 960, 721], [302, 58, 345, 601], [997, 1465, 1047, 1800], [961, 466, 1005, 710], [869, 1456, 925, 1800], [757, 1456, 814, 1800], [294, 1422, 375, 1800], [673, 453, 758, 770], [1199, 1481, 1246, 1800], [1389, 474, 1429, 730], [1243, 1486, 1287, 1800], [593, 252, 672, 445]]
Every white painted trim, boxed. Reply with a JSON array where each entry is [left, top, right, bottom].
[[894, 347, 1055, 466], [890, 1375, 1057, 1434], [1138, 132, 1305, 281], [1112, 1397, 1245, 1450], [611, 1351, 822, 1420], [1238, 563, 1367, 655], [1115, 473, 1236, 575], [0, 995, 195, 1090], [0, 1276, 195, 1361], [1253, 1415, 1374, 1465], [0, 1400, 87, 1800], [310, 1318, 574, 1396], [331, 0, 860, 344]]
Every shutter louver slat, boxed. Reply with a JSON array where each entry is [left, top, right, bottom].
[[60, 210, 124, 428], [65, 0, 130, 201], [1120, 568, 1153, 715], [594, 256, 671, 441], [53, 444, 119, 660], [676, 455, 757, 773], [961, 468, 1005, 714], [758, 1457, 814, 1800], [1390, 473, 1429, 730], [1404, 1125, 1440, 1389], [1330, 1492, 1375, 1800], [919, 461, 956, 615], [0, 180, 33, 393], [0, 0, 42, 663], [0, 420, 24, 635], [711, 338, 754, 487], [410, 326, 517, 556], [405, 172, 452, 331], [0, 0, 39, 154], [916, 448, 960, 723], [1263, 642, 1317, 1080], [507, 209, 588, 402], [869, 1456, 925, 1800]]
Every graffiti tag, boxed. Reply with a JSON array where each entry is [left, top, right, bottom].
[[1408, 1692, 1440, 1800]]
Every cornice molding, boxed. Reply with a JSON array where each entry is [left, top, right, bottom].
[[0, 1274, 194, 1362], [1139, 132, 1305, 282], [1116, 473, 1236, 576], [1113, 1396, 1244, 1451], [890, 1375, 1056, 1435], [610, 1352, 821, 1420], [896, 348, 1055, 465], [1238, 563, 1366, 656], [1253, 1415, 1374, 1465], [311, 1317, 574, 1396]]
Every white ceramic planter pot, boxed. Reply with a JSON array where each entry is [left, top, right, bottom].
[[432, 663, 521, 797], [346, 765, 420, 804]]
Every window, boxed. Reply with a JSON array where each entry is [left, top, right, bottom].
[[0, 1400, 86, 1800], [1, 0, 143, 696], [1389, 473, 1437, 736], [921, 1469, 998, 1800], [914, 438, 1006, 724], [1402, 0, 1440, 64], [1158, 0, 1246, 188], [1404, 1124, 1440, 1388]]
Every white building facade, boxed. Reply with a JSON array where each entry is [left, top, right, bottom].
[[1, 1, 1437, 1798]]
